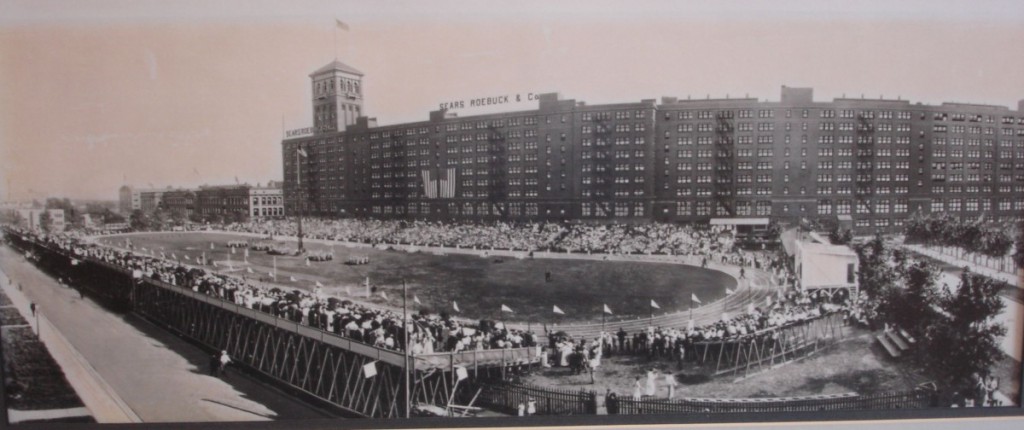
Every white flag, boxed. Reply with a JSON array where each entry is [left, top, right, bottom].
[[380, 291, 389, 300], [305, 259, 311, 267], [297, 148, 308, 157], [315, 281, 324, 287], [269, 271, 275, 278], [453, 301, 460, 312], [184, 255, 190, 260], [691, 293, 701, 304], [413, 295, 422, 305], [231, 247, 236, 254], [244, 248, 249, 257], [172, 253, 177, 259], [650, 299, 660, 309], [362, 361, 377, 378], [213, 261, 219, 267], [455, 366, 468, 381], [289, 276, 297, 282], [501, 304, 513, 313], [603, 304, 613, 315], [246, 267, 254, 274], [553, 305, 565, 315], [725, 288, 734, 295], [686, 319, 695, 331]]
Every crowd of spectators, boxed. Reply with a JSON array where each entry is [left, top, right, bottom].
[[3, 226, 537, 356]]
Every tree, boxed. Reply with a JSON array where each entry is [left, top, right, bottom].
[[1014, 225, 1024, 269], [129, 209, 151, 231], [854, 235, 898, 299], [878, 261, 939, 339], [924, 270, 1007, 391], [38, 210, 53, 233]]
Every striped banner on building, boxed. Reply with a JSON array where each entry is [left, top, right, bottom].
[[421, 167, 456, 199]]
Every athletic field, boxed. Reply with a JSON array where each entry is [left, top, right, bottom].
[[97, 232, 736, 325]]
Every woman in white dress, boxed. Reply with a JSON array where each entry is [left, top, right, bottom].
[[644, 369, 658, 396], [664, 372, 678, 399], [632, 376, 643, 400]]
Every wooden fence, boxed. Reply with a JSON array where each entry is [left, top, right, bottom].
[[615, 388, 936, 415], [463, 381, 597, 416]]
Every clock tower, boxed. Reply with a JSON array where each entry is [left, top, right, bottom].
[[309, 60, 364, 133]]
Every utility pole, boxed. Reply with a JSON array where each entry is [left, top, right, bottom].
[[402, 279, 411, 418]]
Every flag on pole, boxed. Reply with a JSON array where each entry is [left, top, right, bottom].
[[686, 319, 695, 331], [453, 301, 460, 312], [269, 271, 275, 278], [297, 148, 308, 157], [413, 295, 422, 305], [184, 255, 190, 260], [246, 267, 253, 274], [213, 261, 218, 267], [171, 253, 177, 259], [315, 281, 323, 287], [650, 299, 660, 309], [691, 293, 702, 304], [500, 304, 513, 313], [336, 19, 349, 31], [289, 276, 297, 282], [230, 247, 236, 254], [380, 291, 389, 300], [603, 304, 613, 315], [726, 288, 735, 295], [553, 305, 565, 315], [362, 361, 377, 378]]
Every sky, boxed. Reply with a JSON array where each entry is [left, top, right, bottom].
[[1, 0, 1023, 201]]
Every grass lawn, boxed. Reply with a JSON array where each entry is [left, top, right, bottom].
[[1, 326, 85, 411], [0, 307, 27, 326], [98, 232, 736, 324]]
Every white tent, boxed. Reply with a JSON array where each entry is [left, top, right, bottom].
[[793, 240, 858, 294]]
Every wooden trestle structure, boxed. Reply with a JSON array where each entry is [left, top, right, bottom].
[[3, 230, 543, 418], [693, 312, 846, 377]]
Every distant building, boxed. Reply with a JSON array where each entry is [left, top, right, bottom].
[[16, 209, 66, 232], [160, 189, 196, 219], [250, 182, 284, 219], [119, 185, 167, 214], [195, 185, 251, 221], [118, 185, 134, 214], [283, 59, 1024, 234]]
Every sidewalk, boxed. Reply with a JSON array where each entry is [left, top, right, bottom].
[[1, 268, 141, 424], [901, 244, 1022, 287]]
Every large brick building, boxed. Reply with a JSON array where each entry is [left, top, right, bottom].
[[282, 60, 1024, 233]]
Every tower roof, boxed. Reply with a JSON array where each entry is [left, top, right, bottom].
[[309, 60, 363, 77]]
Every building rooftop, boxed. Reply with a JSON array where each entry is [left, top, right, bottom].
[[309, 60, 363, 77]]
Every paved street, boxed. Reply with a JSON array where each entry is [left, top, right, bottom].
[[0, 246, 333, 423]]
